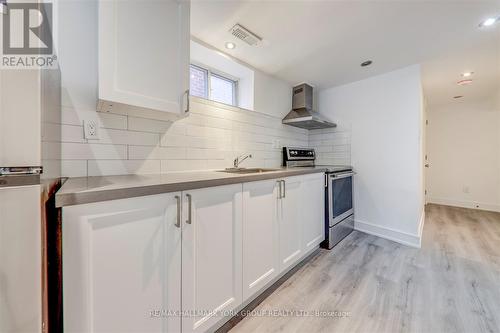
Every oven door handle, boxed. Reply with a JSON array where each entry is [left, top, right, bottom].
[[330, 171, 355, 179]]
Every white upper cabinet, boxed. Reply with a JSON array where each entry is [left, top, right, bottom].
[[242, 180, 280, 300], [181, 184, 243, 333], [63, 193, 182, 333], [98, 0, 190, 115]]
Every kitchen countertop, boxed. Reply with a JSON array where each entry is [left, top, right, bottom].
[[55, 167, 327, 208]]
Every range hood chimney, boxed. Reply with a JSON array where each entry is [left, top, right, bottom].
[[282, 83, 337, 130]]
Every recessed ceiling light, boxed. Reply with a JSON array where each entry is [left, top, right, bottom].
[[453, 95, 464, 99], [461, 72, 474, 77], [479, 17, 499, 27], [457, 79, 473, 86], [361, 60, 373, 67], [225, 42, 236, 50]]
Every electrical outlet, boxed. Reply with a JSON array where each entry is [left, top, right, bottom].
[[84, 119, 99, 140], [273, 139, 281, 149], [463, 186, 470, 194]]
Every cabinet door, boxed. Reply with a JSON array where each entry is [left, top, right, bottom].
[[301, 174, 326, 252], [99, 0, 190, 114], [182, 184, 242, 333], [279, 176, 303, 272], [242, 180, 280, 300], [63, 193, 182, 333]]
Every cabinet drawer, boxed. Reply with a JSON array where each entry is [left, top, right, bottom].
[[328, 214, 354, 248]]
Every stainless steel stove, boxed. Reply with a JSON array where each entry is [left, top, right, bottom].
[[283, 147, 355, 249], [314, 165, 353, 173]]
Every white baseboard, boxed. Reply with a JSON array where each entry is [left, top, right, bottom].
[[354, 219, 422, 248], [428, 197, 500, 213], [418, 209, 425, 239]]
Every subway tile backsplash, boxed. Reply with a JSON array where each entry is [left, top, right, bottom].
[[308, 127, 351, 166], [51, 97, 350, 177]]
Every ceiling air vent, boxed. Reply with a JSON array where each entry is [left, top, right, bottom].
[[229, 24, 262, 46]]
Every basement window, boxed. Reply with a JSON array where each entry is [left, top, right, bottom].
[[189, 64, 238, 107]]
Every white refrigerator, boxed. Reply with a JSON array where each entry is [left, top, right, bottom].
[[0, 56, 61, 333]]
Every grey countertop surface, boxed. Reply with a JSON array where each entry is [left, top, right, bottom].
[[55, 167, 327, 208]]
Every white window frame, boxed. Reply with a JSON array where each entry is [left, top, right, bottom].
[[190, 63, 239, 107], [189, 63, 209, 99]]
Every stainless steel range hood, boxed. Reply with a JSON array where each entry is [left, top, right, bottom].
[[282, 108, 337, 130], [282, 83, 336, 130]]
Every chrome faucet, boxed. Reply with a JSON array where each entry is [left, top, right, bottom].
[[233, 153, 252, 168]]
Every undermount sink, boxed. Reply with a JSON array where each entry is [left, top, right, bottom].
[[217, 168, 280, 174]]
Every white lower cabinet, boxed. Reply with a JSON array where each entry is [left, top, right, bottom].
[[63, 193, 182, 333], [242, 180, 280, 300], [181, 184, 243, 333], [300, 173, 326, 252], [278, 176, 304, 271], [63, 174, 325, 333], [63, 184, 242, 333], [242, 174, 325, 299]]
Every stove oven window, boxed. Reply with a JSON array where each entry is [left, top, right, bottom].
[[332, 176, 353, 218]]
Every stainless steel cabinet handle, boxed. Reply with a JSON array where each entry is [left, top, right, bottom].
[[277, 180, 282, 199], [281, 180, 286, 198], [0, 166, 42, 175], [331, 171, 355, 179], [185, 193, 192, 224], [174, 195, 181, 228], [184, 89, 190, 113]]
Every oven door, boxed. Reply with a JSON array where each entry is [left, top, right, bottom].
[[328, 172, 354, 227]]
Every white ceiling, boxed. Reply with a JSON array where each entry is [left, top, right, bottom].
[[421, 32, 500, 108], [191, 0, 500, 108]]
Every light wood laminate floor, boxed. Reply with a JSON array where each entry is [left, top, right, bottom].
[[231, 204, 500, 333]]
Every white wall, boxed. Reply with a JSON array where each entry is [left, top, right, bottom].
[[426, 100, 500, 212], [317, 65, 425, 247], [253, 70, 292, 119], [54, 1, 304, 177]]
